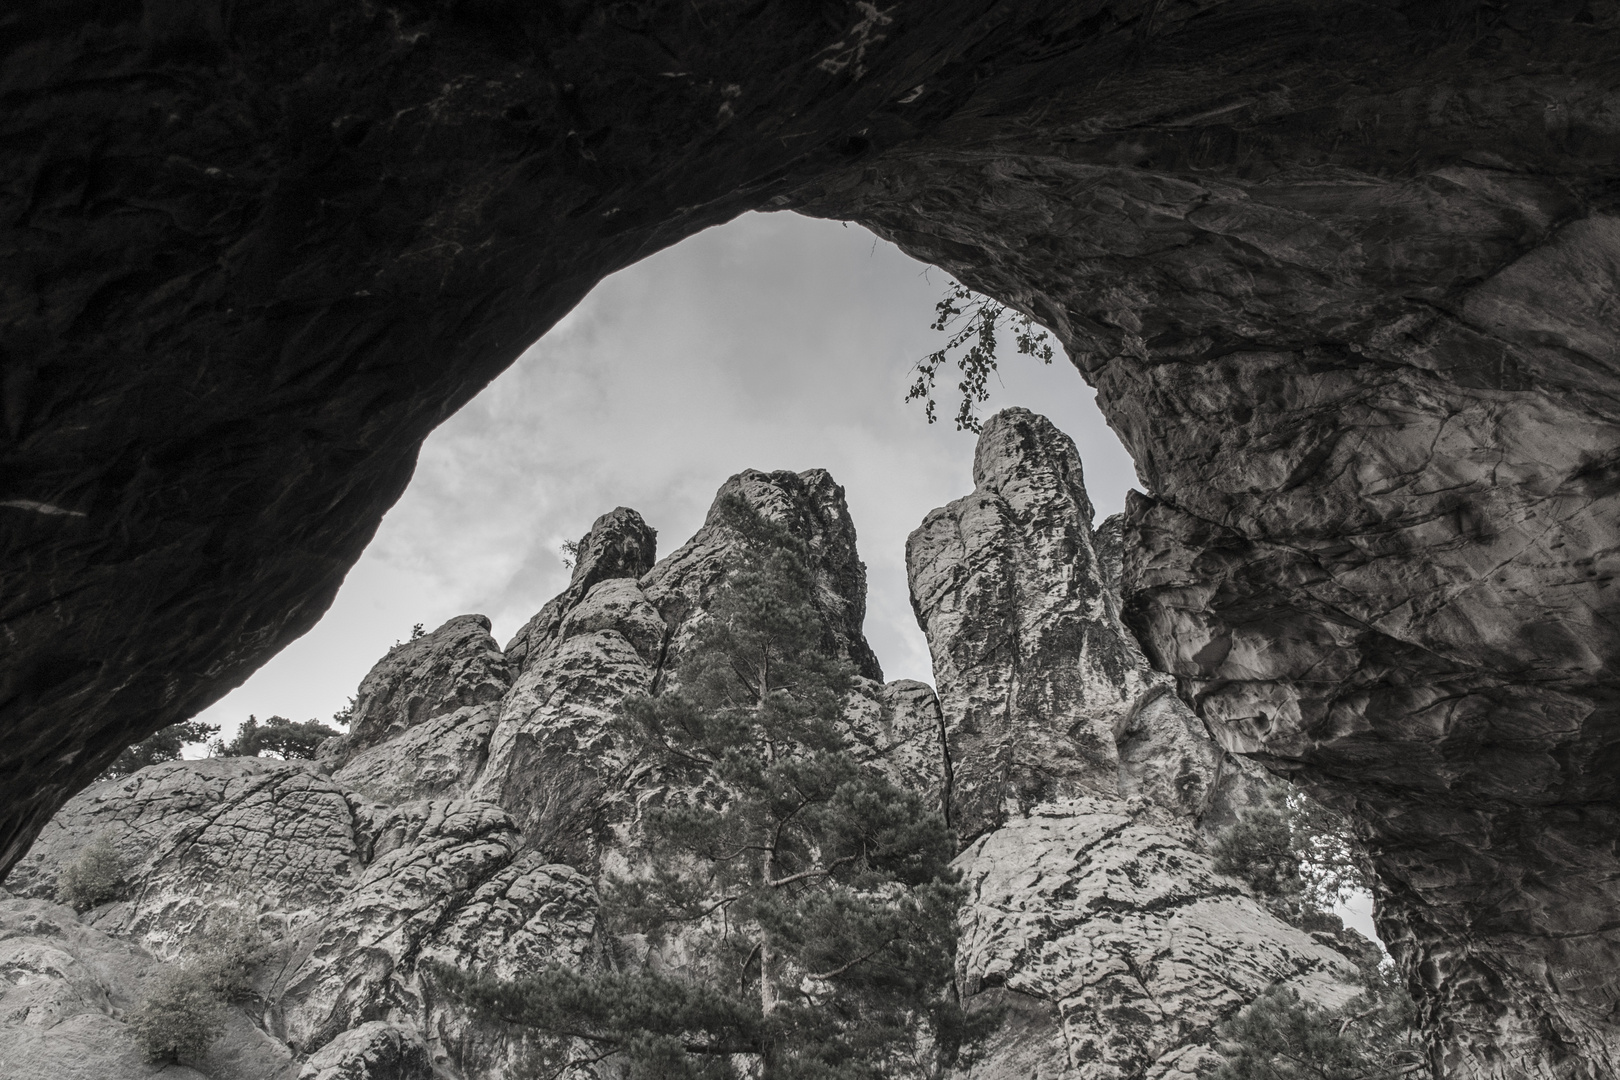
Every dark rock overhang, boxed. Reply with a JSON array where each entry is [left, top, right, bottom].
[[5, 3, 1619, 1073]]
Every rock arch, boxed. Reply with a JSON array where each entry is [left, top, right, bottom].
[[4, 2, 1618, 1074]]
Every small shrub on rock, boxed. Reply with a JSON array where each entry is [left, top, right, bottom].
[[195, 906, 272, 1001], [128, 964, 226, 1064], [55, 836, 127, 912]]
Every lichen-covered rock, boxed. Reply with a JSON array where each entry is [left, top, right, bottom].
[[907, 411, 1366, 1079], [908, 409, 1193, 841], [336, 616, 512, 763], [504, 508, 660, 675], [296, 1021, 432, 1080], [952, 800, 1361, 1080], [276, 799, 522, 1051], [0, 896, 297, 1080], [331, 705, 495, 806], [844, 679, 949, 814], [8, 444, 1377, 1080], [8, 759, 363, 961], [642, 469, 883, 681], [474, 584, 663, 869]]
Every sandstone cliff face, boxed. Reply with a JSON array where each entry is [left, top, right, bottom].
[[8, 9, 1619, 1077], [0, 895, 298, 1080], [909, 411, 1360, 1080], [801, 150, 1620, 1077], [8, 446, 1371, 1080], [7, 468, 914, 1078]]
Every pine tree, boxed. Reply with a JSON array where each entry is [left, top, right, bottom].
[[98, 720, 219, 781], [210, 714, 340, 759], [1209, 795, 1430, 1078], [436, 497, 987, 1079]]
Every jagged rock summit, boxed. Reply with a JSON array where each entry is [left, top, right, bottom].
[[911, 410, 1361, 1080], [7, 425, 1381, 1080]]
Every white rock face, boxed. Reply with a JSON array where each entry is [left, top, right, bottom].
[[909, 409, 1373, 1079], [295, 1021, 431, 1080], [337, 615, 513, 759], [0, 896, 297, 1080], [12, 436, 1384, 1080], [953, 801, 1360, 1080], [9, 758, 365, 962], [907, 410, 1160, 840]]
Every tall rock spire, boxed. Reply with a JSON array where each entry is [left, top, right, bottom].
[[907, 408, 1155, 839]]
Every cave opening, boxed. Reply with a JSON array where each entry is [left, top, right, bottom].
[[191, 210, 1140, 752]]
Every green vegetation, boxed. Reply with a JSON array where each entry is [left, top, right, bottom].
[[55, 836, 127, 912], [331, 694, 357, 728], [435, 497, 989, 1079], [1209, 977, 1427, 1080], [127, 906, 271, 1064], [129, 965, 226, 1064], [210, 714, 341, 759], [907, 280, 1056, 433], [193, 907, 272, 1001], [1210, 791, 1368, 924], [1208, 795, 1430, 1078], [98, 721, 220, 782]]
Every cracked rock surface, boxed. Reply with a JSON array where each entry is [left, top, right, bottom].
[[8, 468, 925, 1078], [7, 7, 1620, 1076], [0, 895, 297, 1080], [914, 412, 1361, 1079]]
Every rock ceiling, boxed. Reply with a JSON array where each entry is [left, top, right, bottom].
[[3, 2, 1617, 1075]]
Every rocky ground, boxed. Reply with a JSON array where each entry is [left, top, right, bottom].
[[3, 412, 1375, 1080]]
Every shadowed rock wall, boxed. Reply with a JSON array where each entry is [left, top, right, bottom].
[[6, 3, 1620, 1076]]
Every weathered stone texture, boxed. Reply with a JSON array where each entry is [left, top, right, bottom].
[[503, 507, 659, 675], [8, 759, 363, 960], [335, 615, 512, 762], [953, 800, 1360, 1080], [296, 1021, 432, 1080], [903, 410, 1367, 1079], [907, 410, 1168, 840], [7, 8, 1620, 1076], [0, 896, 298, 1080]]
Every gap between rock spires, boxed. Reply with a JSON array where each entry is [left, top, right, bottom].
[[2, 409, 1380, 1080]]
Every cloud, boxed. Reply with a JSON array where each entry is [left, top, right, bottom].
[[191, 212, 1139, 741]]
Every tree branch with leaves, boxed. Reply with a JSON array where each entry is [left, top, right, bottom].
[[906, 280, 1056, 433]]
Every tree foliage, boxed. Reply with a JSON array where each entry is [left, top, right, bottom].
[[193, 906, 272, 1001], [98, 721, 220, 782], [1210, 791, 1369, 921], [1208, 795, 1430, 1078], [129, 964, 227, 1064], [211, 714, 341, 759], [1210, 978, 1427, 1080], [331, 695, 357, 728], [907, 280, 1055, 433], [436, 497, 989, 1079], [128, 905, 272, 1063], [55, 836, 127, 912]]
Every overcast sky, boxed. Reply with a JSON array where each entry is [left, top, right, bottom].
[[194, 211, 1141, 737]]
